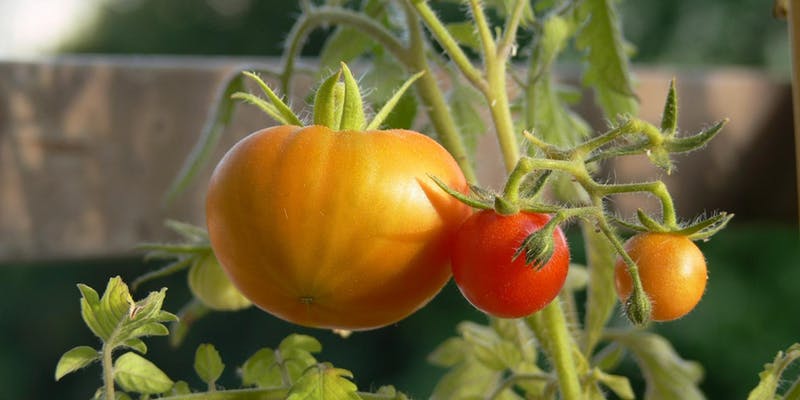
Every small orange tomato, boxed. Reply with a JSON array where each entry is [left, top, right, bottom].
[[206, 125, 471, 330], [614, 232, 707, 321]]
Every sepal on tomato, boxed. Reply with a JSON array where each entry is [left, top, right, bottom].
[[623, 284, 652, 326], [513, 218, 558, 269], [188, 254, 252, 312]]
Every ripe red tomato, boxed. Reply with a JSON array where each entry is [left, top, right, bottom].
[[614, 232, 707, 321], [206, 125, 471, 330], [450, 210, 570, 318]]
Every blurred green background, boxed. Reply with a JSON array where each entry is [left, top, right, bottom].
[[2, 0, 798, 399]]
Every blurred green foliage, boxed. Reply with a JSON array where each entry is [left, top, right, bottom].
[[60, 0, 790, 71]]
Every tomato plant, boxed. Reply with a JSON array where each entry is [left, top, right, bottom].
[[451, 210, 570, 318], [56, 1, 800, 399], [614, 232, 707, 321], [205, 68, 471, 331]]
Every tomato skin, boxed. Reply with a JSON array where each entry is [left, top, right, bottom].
[[205, 125, 471, 330], [451, 211, 570, 318], [614, 232, 707, 321]]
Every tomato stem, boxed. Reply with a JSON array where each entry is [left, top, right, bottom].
[[527, 299, 583, 400], [101, 342, 115, 400], [597, 218, 652, 326]]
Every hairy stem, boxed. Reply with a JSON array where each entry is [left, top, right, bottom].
[[280, 6, 410, 95], [410, 0, 487, 92], [527, 300, 582, 400], [593, 180, 678, 228], [400, 0, 477, 182], [102, 343, 115, 400]]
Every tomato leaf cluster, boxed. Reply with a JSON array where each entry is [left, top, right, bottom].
[[56, 277, 410, 400]]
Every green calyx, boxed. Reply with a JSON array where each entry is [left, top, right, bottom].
[[234, 62, 423, 132], [313, 62, 424, 131]]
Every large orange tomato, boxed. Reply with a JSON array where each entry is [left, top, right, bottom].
[[206, 125, 471, 330]]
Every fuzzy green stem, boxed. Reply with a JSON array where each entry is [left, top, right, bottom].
[[597, 218, 650, 325], [502, 158, 534, 203], [410, 0, 487, 92], [527, 300, 582, 400], [573, 119, 639, 157], [468, 0, 521, 171], [280, 7, 410, 96], [102, 343, 115, 400], [593, 180, 678, 228], [469, 0, 497, 59], [401, 0, 477, 182], [497, 0, 530, 60]]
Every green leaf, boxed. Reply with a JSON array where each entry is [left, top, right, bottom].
[[459, 321, 523, 372], [428, 338, 468, 367], [447, 79, 487, 159], [525, 16, 589, 147], [169, 381, 192, 396], [362, 52, 419, 130], [582, 224, 619, 355], [77, 277, 175, 362], [747, 343, 800, 400], [114, 352, 174, 395], [280, 347, 320, 383], [612, 330, 705, 400], [430, 356, 507, 400], [371, 386, 409, 400], [445, 21, 480, 51], [527, 71, 590, 148], [164, 72, 243, 204], [241, 348, 282, 388], [55, 346, 99, 380], [592, 341, 626, 372], [79, 277, 134, 342], [195, 343, 225, 386], [279, 334, 323, 355], [596, 370, 635, 399], [319, 28, 376, 75], [660, 79, 678, 135], [318, 0, 385, 74], [575, 0, 639, 119], [122, 338, 148, 354], [563, 263, 589, 292], [287, 363, 360, 400]]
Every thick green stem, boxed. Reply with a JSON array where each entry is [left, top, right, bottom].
[[467, 0, 520, 171], [400, 0, 477, 182], [527, 300, 583, 400], [410, 0, 487, 92], [486, 63, 521, 172], [102, 343, 115, 400]]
